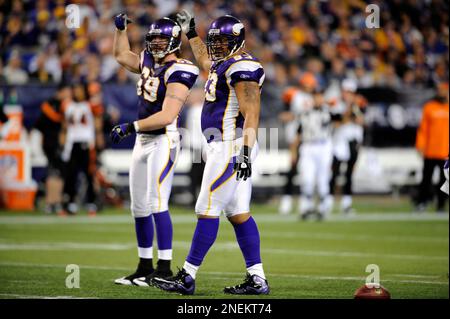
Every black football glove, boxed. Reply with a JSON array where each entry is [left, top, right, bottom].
[[110, 122, 135, 144], [114, 13, 133, 31], [234, 145, 252, 181]]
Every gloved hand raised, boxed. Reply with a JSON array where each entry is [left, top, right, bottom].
[[176, 10, 197, 39], [114, 13, 133, 31]]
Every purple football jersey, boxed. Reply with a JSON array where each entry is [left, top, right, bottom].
[[137, 50, 199, 135], [202, 52, 265, 142]]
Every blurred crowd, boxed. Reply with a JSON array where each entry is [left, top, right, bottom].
[[0, 0, 448, 213], [0, 0, 448, 91]]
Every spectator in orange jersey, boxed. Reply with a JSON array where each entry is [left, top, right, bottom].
[[415, 82, 449, 212]]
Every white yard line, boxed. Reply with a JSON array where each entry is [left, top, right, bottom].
[[0, 242, 135, 251], [390, 274, 441, 279], [204, 271, 448, 286], [67, 227, 448, 244], [0, 213, 447, 225], [0, 261, 447, 286], [260, 231, 448, 243], [0, 293, 97, 299], [0, 241, 447, 261]]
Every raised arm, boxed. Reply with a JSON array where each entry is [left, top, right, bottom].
[[176, 10, 212, 71], [113, 14, 140, 74]]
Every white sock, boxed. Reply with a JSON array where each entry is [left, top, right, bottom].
[[299, 196, 313, 214], [247, 263, 266, 280], [183, 261, 199, 279], [341, 195, 352, 210], [158, 249, 172, 260], [137, 246, 153, 259]]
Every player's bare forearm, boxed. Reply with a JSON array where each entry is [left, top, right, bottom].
[[136, 112, 175, 131], [235, 81, 261, 148], [113, 29, 140, 73], [136, 83, 189, 131], [188, 37, 212, 71], [242, 112, 259, 148]]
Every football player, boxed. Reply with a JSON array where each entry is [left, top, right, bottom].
[[110, 15, 199, 286], [291, 89, 337, 220], [152, 11, 269, 295], [278, 73, 316, 214], [328, 79, 365, 214]]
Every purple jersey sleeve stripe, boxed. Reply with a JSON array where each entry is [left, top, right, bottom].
[[159, 147, 178, 184], [229, 68, 265, 87], [210, 159, 236, 192], [167, 70, 198, 90]]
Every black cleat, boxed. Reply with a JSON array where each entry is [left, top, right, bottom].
[[115, 269, 154, 286], [133, 269, 173, 287], [115, 261, 154, 286], [300, 210, 315, 221], [224, 273, 270, 295], [152, 268, 195, 295]]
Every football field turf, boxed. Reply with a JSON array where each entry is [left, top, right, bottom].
[[0, 198, 448, 299]]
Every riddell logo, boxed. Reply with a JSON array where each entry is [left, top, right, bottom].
[[150, 29, 162, 35]]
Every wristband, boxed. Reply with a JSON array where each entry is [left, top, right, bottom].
[[186, 19, 198, 39], [242, 145, 251, 158], [132, 121, 139, 133]]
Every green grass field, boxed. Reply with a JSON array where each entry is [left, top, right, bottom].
[[0, 197, 448, 299]]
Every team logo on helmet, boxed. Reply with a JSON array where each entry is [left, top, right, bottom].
[[232, 23, 244, 36], [172, 25, 181, 37], [206, 15, 245, 61], [145, 17, 182, 59]]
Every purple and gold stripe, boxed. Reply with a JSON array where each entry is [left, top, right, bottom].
[[159, 147, 177, 184], [210, 157, 236, 192]]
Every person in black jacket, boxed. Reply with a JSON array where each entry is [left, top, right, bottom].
[[34, 83, 71, 214]]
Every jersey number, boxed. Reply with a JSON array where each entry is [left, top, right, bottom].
[[205, 72, 218, 102], [137, 67, 160, 102]]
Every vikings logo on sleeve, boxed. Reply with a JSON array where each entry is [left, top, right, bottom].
[[136, 51, 199, 134], [201, 53, 265, 142]]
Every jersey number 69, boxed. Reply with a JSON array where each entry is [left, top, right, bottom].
[[137, 67, 160, 102]]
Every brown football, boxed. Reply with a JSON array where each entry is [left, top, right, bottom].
[[354, 284, 391, 299]]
